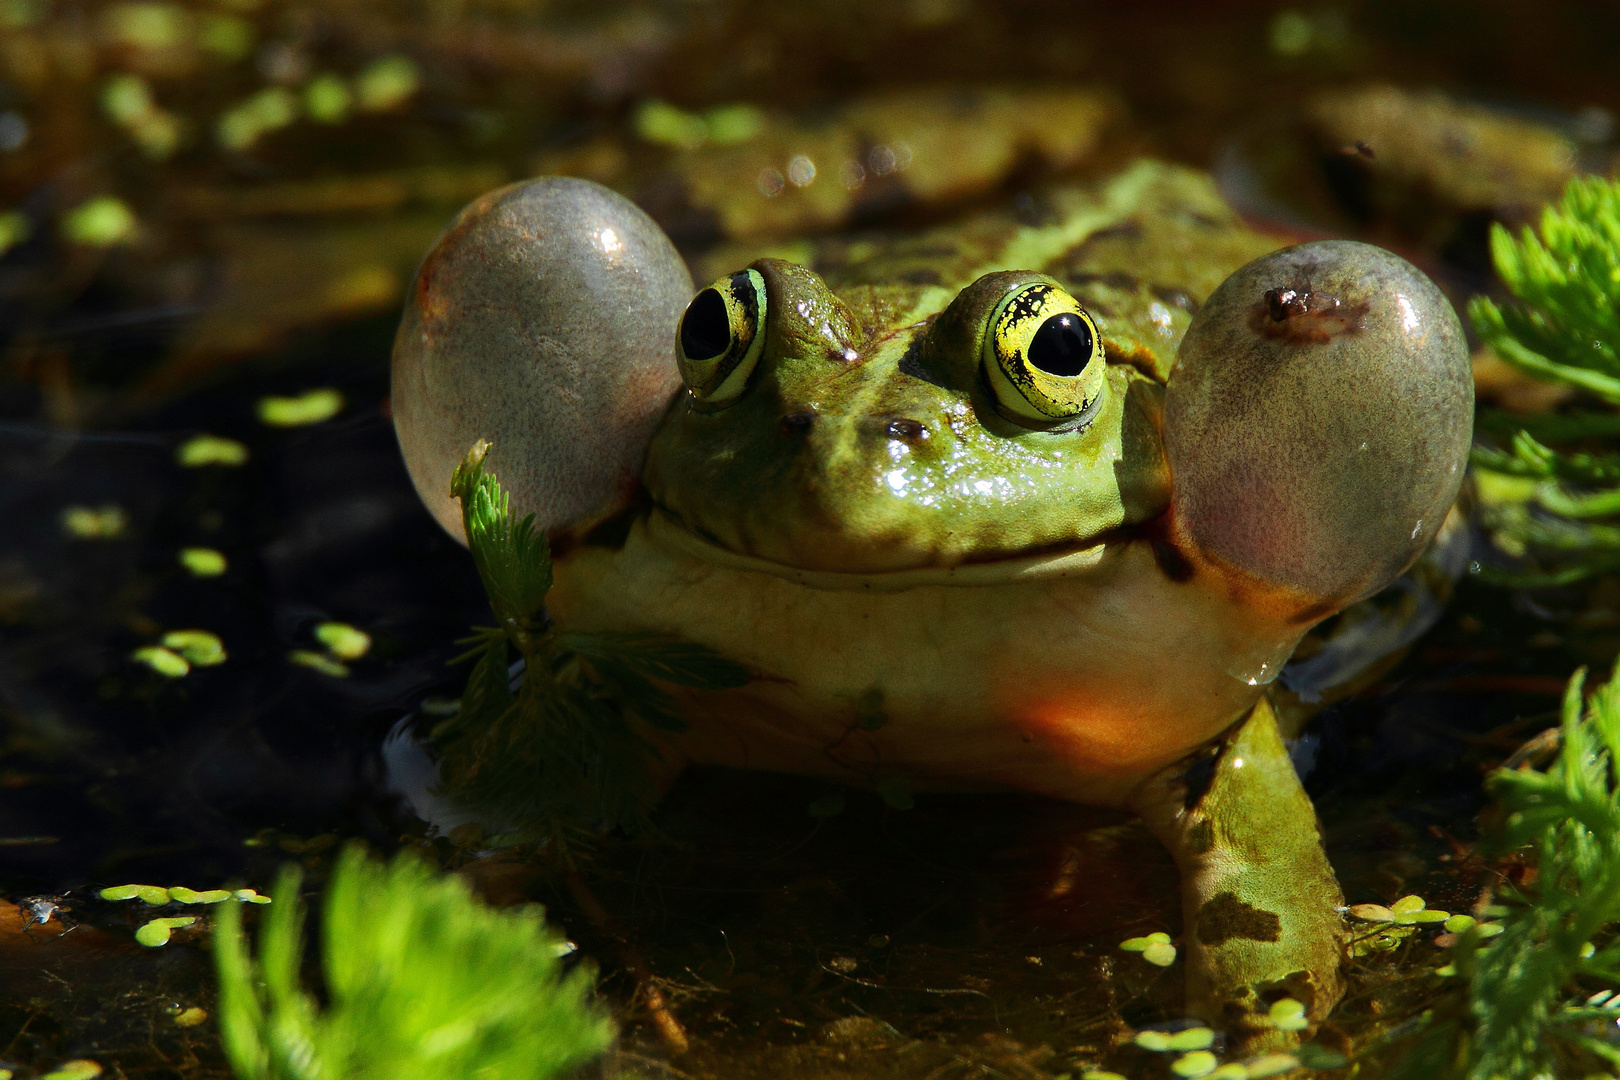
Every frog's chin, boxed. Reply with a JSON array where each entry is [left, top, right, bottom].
[[642, 508, 1110, 593]]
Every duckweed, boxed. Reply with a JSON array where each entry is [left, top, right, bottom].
[[257, 388, 344, 426], [1120, 931, 1177, 966], [61, 196, 136, 246], [39, 1061, 102, 1080], [314, 621, 371, 660], [161, 630, 226, 666], [704, 103, 766, 144], [289, 649, 349, 677], [1243, 1055, 1300, 1078], [1171, 1050, 1218, 1078], [1296, 1044, 1349, 1070], [175, 433, 249, 467], [217, 86, 299, 151], [634, 100, 709, 149], [1133, 1030, 1173, 1052], [1266, 997, 1308, 1031], [0, 209, 29, 256], [99, 884, 171, 904], [196, 10, 253, 58], [103, 2, 186, 49], [135, 916, 197, 946], [61, 504, 127, 539], [1167, 1027, 1216, 1051], [132, 646, 189, 678], [168, 886, 232, 904], [178, 547, 227, 576], [355, 55, 420, 112], [1389, 894, 1451, 924], [1443, 913, 1476, 932], [305, 74, 353, 124]]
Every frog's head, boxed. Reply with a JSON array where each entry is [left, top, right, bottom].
[[394, 179, 1471, 624], [643, 259, 1167, 573]]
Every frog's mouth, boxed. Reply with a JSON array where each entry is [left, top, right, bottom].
[[643, 508, 1112, 593]]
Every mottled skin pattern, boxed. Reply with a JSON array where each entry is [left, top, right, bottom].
[[398, 161, 1473, 1047]]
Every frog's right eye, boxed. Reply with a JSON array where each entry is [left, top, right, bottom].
[[676, 269, 767, 406], [981, 280, 1106, 427]]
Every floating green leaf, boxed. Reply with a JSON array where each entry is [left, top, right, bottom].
[[355, 55, 420, 112], [163, 629, 227, 667], [136, 916, 197, 946], [289, 649, 349, 678], [0, 210, 31, 257], [133, 646, 189, 678], [1171, 1050, 1217, 1078], [179, 547, 228, 576], [169, 886, 233, 904], [40, 1061, 101, 1080], [257, 388, 343, 427], [1167, 1027, 1215, 1051], [1267, 998, 1309, 1032], [176, 434, 249, 467], [100, 883, 173, 904], [314, 621, 371, 661], [62, 504, 126, 539], [61, 196, 135, 246]]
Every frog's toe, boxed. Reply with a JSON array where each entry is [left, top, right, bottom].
[[1165, 240, 1473, 619], [392, 177, 692, 540]]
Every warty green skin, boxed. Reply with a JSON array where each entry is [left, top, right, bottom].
[[401, 161, 1473, 1047]]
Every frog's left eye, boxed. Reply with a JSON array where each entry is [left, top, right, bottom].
[[982, 282, 1106, 426], [676, 269, 767, 407]]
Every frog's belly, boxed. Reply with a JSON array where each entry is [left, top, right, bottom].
[[547, 514, 1306, 807]]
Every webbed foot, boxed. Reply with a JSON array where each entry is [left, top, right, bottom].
[[1129, 696, 1345, 1050]]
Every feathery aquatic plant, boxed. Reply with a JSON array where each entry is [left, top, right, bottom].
[[1472, 175, 1620, 584], [433, 441, 750, 858], [1384, 663, 1620, 1078], [214, 845, 613, 1080]]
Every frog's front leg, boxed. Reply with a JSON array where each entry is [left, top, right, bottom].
[[1128, 696, 1345, 1048]]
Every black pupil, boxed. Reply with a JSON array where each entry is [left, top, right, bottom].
[[680, 288, 731, 361], [1027, 312, 1093, 376]]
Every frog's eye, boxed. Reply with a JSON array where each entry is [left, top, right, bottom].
[[982, 282, 1106, 426], [676, 269, 767, 407]]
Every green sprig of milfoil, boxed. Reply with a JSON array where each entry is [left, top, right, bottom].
[[1471, 175, 1620, 585], [1380, 662, 1620, 1079], [216, 845, 613, 1080], [434, 440, 750, 860]]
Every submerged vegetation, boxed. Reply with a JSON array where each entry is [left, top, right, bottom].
[[214, 845, 612, 1080], [1472, 176, 1620, 584], [431, 441, 749, 859]]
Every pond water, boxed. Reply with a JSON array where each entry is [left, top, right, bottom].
[[1, 1, 1617, 1077]]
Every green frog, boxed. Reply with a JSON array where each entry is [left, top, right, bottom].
[[391, 159, 1473, 1045]]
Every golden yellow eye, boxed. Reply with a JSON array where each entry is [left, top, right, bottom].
[[982, 281, 1106, 426], [676, 269, 767, 407]]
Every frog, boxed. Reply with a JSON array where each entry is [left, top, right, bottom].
[[390, 158, 1473, 1046]]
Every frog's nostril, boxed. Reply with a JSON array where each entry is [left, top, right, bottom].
[[779, 411, 816, 436], [884, 418, 927, 444]]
